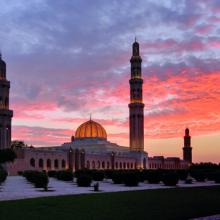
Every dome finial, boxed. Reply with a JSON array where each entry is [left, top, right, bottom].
[[135, 36, 137, 42], [90, 113, 92, 121]]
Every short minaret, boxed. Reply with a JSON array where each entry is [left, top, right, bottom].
[[0, 54, 13, 149], [183, 128, 192, 164], [128, 40, 144, 151]]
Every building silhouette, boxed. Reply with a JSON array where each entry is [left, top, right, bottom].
[[183, 128, 192, 164], [0, 53, 13, 149]]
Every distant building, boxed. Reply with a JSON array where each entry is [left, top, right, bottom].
[[1, 41, 190, 175]]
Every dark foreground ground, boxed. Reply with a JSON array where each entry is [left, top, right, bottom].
[[0, 186, 220, 220]]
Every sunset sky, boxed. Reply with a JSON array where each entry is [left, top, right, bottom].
[[0, 0, 220, 163]]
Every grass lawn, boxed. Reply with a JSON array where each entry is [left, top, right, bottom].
[[0, 186, 220, 220]]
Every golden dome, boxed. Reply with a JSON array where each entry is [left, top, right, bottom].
[[75, 119, 107, 140]]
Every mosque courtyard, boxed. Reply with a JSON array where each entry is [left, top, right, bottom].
[[0, 176, 219, 201], [0, 179, 220, 220]]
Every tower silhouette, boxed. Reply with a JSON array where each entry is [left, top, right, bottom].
[[0, 54, 13, 149], [183, 128, 192, 164], [129, 40, 144, 151]]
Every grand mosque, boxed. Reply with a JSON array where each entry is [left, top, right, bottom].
[[0, 41, 191, 175]]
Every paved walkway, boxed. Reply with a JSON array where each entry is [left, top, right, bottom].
[[0, 176, 219, 201], [192, 214, 220, 220]]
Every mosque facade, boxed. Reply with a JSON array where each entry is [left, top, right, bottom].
[[0, 41, 191, 175]]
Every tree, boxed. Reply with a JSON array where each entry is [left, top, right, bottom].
[[0, 149, 16, 164], [11, 140, 26, 149]]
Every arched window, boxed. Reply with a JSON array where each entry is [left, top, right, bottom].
[[86, 160, 90, 169], [143, 158, 147, 169], [127, 163, 130, 169], [39, 159, 43, 168], [47, 159, 51, 168], [123, 162, 126, 169], [54, 159, 59, 169], [120, 162, 122, 169], [107, 161, 110, 169], [62, 160, 66, 168], [97, 161, 101, 169], [102, 161, 105, 169], [30, 158, 35, 167], [92, 161, 95, 169], [135, 163, 137, 169], [115, 162, 118, 169], [131, 163, 133, 169]]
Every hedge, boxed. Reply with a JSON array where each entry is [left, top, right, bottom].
[[92, 170, 105, 181], [48, 170, 57, 178], [162, 172, 179, 186], [23, 170, 49, 190], [112, 171, 125, 184], [124, 171, 139, 186], [77, 174, 92, 187], [56, 170, 74, 181], [147, 170, 162, 184], [213, 171, 220, 183]]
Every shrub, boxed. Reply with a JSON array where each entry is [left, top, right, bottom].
[[48, 170, 57, 178], [92, 170, 104, 181], [192, 171, 206, 182], [139, 170, 148, 182], [104, 170, 114, 179], [206, 171, 217, 181], [77, 175, 92, 187], [124, 172, 139, 186], [56, 170, 73, 181], [147, 171, 162, 184], [0, 169, 7, 185], [112, 171, 125, 184], [23, 170, 39, 183], [34, 172, 49, 190], [162, 172, 179, 186], [213, 171, 220, 183], [23, 170, 49, 190], [17, 171, 23, 176], [74, 169, 92, 178], [177, 170, 189, 181]]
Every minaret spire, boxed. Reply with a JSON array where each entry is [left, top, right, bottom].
[[129, 40, 144, 151], [183, 128, 192, 164]]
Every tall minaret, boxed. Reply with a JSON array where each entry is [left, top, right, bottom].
[[128, 40, 144, 151], [0, 53, 13, 149], [183, 128, 192, 164]]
